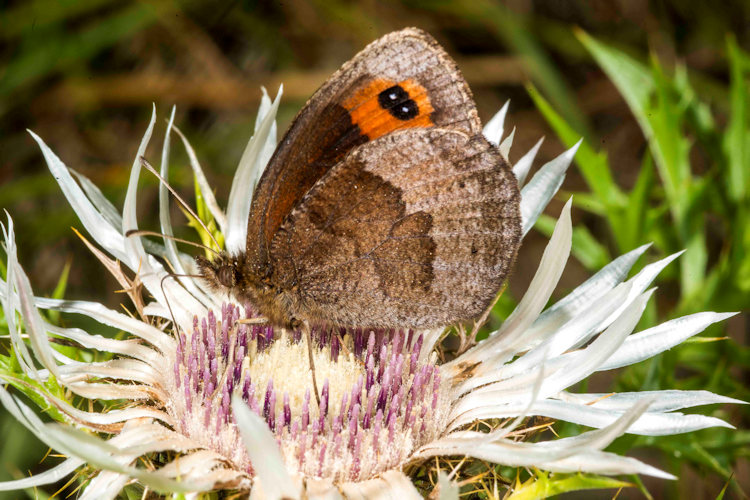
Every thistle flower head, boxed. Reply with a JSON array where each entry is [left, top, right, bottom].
[[0, 96, 742, 498]]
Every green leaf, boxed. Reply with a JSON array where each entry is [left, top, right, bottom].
[[192, 175, 224, 254], [508, 471, 631, 500], [723, 35, 750, 201]]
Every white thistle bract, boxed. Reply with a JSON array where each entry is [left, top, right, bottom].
[[0, 94, 742, 499]]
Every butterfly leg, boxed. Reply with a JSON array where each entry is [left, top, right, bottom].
[[300, 320, 322, 407], [237, 317, 270, 325]]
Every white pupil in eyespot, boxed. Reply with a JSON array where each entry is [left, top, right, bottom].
[[401, 106, 409, 112], [389, 93, 397, 100]]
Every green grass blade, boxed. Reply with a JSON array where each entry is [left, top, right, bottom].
[[623, 153, 656, 252], [576, 30, 693, 234], [723, 35, 750, 202]]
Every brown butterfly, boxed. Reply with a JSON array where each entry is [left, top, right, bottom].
[[197, 28, 521, 332]]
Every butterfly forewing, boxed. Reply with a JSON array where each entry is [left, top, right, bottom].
[[246, 28, 482, 270]]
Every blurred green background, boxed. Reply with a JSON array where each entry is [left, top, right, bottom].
[[1, 0, 748, 498]]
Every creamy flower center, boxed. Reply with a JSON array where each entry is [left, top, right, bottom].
[[247, 340, 364, 420], [167, 303, 447, 483]]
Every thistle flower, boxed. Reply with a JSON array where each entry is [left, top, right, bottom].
[[0, 93, 742, 499]]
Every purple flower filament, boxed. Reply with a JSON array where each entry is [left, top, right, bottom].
[[169, 304, 445, 482]]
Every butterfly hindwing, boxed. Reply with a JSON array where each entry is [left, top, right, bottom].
[[269, 128, 520, 328]]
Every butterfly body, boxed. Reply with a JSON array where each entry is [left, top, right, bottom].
[[198, 28, 521, 330]]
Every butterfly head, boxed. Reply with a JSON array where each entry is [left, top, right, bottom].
[[196, 253, 240, 293]]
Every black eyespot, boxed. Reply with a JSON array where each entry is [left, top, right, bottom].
[[378, 85, 419, 120]]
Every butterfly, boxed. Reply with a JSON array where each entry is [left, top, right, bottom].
[[196, 28, 521, 332]]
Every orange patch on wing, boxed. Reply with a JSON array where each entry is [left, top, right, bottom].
[[343, 78, 434, 140]]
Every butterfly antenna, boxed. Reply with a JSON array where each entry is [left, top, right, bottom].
[[125, 229, 220, 256], [159, 272, 203, 337], [139, 156, 222, 250]]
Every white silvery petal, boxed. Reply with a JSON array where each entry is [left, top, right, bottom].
[[483, 100, 509, 145], [501, 197, 572, 337], [233, 396, 300, 500], [226, 86, 282, 254], [512, 136, 543, 186], [159, 106, 181, 270], [33, 296, 174, 354], [524, 243, 651, 349], [80, 471, 131, 500], [172, 125, 228, 232], [254, 87, 274, 133], [600, 311, 738, 370], [485, 281, 632, 384], [45, 322, 157, 362], [27, 132, 127, 262], [39, 424, 200, 493], [437, 472, 459, 500], [458, 198, 572, 368], [122, 104, 157, 268], [119, 131, 207, 323], [520, 139, 581, 236], [73, 166, 172, 262], [256, 87, 279, 185], [499, 126, 515, 159], [0, 385, 173, 491], [339, 470, 422, 499], [0, 217, 38, 379], [0, 458, 84, 491], [549, 397, 655, 450], [597, 251, 683, 329], [468, 291, 652, 408], [559, 390, 746, 412], [418, 327, 444, 365], [158, 107, 213, 306], [463, 399, 733, 436], [13, 252, 61, 378], [538, 450, 675, 479], [112, 109, 207, 323], [491, 348, 550, 437], [70, 169, 123, 231], [0, 384, 55, 439], [538, 292, 652, 398], [425, 399, 653, 467]]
